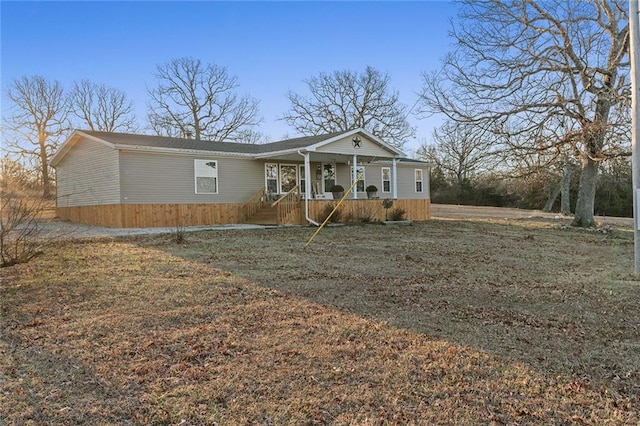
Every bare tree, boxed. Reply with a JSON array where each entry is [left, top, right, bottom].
[[418, 0, 630, 227], [234, 129, 269, 144], [417, 121, 498, 186], [282, 66, 415, 149], [69, 79, 137, 132], [3, 76, 69, 198], [146, 57, 261, 142]]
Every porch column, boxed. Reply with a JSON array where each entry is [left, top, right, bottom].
[[304, 152, 311, 200], [352, 154, 358, 199], [392, 158, 398, 199]]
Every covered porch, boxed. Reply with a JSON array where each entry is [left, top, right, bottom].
[[241, 187, 432, 226], [248, 129, 419, 225]]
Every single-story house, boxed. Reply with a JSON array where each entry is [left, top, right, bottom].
[[50, 128, 433, 228]]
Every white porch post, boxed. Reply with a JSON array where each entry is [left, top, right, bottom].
[[352, 154, 358, 199], [392, 158, 398, 199], [304, 152, 311, 200]]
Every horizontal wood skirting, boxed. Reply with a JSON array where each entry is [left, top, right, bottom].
[[57, 199, 430, 228]]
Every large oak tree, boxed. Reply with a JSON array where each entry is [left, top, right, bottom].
[[3, 76, 69, 198], [282, 66, 415, 149], [419, 0, 630, 227], [69, 79, 137, 132], [146, 57, 261, 142]]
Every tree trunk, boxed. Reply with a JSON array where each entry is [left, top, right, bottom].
[[38, 134, 51, 199], [571, 157, 598, 227], [543, 183, 561, 212], [560, 161, 572, 215]]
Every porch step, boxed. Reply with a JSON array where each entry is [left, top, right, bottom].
[[245, 205, 278, 225]]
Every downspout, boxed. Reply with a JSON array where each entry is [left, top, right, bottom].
[[298, 150, 320, 226]]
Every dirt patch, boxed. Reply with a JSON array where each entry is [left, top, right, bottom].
[[1, 220, 639, 424]]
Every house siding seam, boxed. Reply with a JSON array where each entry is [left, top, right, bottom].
[[55, 137, 120, 207]]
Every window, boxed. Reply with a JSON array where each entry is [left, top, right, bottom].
[[323, 163, 336, 192], [265, 163, 278, 197], [350, 166, 365, 192], [194, 159, 218, 194], [415, 169, 423, 193], [280, 164, 297, 193], [299, 165, 306, 193], [382, 167, 391, 193]]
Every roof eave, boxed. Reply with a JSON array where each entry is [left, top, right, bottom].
[[114, 144, 256, 158]]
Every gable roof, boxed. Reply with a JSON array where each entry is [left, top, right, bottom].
[[51, 128, 408, 167]]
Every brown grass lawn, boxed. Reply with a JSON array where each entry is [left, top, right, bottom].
[[1, 218, 639, 424]]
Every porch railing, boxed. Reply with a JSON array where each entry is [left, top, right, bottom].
[[240, 187, 267, 222], [272, 185, 301, 225]]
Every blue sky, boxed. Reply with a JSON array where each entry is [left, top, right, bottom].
[[1, 1, 457, 154]]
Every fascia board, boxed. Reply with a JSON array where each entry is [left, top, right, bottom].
[[113, 144, 255, 158]]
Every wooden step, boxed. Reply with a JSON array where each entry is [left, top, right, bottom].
[[245, 206, 278, 225]]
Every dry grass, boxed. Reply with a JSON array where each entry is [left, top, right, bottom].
[[1, 218, 639, 424]]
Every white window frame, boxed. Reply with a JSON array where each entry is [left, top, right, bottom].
[[265, 163, 278, 197], [350, 166, 365, 192], [322, 163, 336, 193], [381, 167, 391, 193], [415, 169, 424, 193], [194, 159, 218, 194], [279, 163, 298, 194], [298, 164, 306, 193]]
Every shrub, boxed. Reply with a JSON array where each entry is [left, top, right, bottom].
[[0, 192, 45, 267], [330, 184, 344, 193], [382, 198, 394, 220], [389, 207, 406, 221], [366, 185, 378, 193], [356, 206, 375, 223], [318, 203, 342, 223]]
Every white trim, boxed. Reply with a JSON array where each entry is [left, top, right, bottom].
[[279, 163, 298, 194], [253, 128, 406, 159], [306, 128, 405, 157], [265, 163, 278, 198], [392, 159, 398, 199], [51, 130, 117, 166], [351, 164, 365, 197], [381, 167, 391, 193], [194, 159, 218, 194], [415, 168, 424, 193], [113, 143, 255, 158], [322, 163, 336, 193], [298, 164, 307, 195]]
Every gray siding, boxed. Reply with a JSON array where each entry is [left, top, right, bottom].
[[56, 137, 120, 207], [332, 163, 429, 200], [119, 151, 264, 204], [396, 165, 430, 199]]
